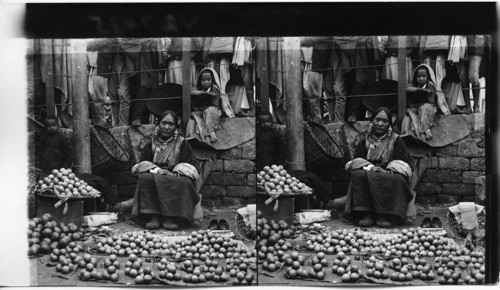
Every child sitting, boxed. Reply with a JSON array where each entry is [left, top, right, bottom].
[[186, 68, 223, 143], [401, 64, 438, 140], [35, 115, 72, 174]]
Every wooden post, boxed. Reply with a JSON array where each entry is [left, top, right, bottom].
[[257, 37, 270, 113], [397, 36, 407, 129], [182, 38, 192, 129], [283, 37, 305, 171], [44, 39, 55, 116], [70, 39, 92, 174]]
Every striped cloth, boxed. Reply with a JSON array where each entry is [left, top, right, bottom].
[[345, 170, 413, 224], [131, 173, 200, 224]]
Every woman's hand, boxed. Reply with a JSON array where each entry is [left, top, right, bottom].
[[158, 169, 173, 176], [371, 166, 388, 173]]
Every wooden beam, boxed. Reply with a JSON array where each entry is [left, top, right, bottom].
[[257, 37, 270, 113], [182, 38, 192, 129], [70, 39, 91, 174], [283, 37, 305, 171], [44, 39, 55, 116], [397, 36, 407, 129]]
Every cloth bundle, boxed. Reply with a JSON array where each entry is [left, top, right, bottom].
[[173, 163, 200, 180], [386, 160, 413, 178], [236, 204, 257, 231], [294, 210, 331, 225], [83, 212, 118, 227]]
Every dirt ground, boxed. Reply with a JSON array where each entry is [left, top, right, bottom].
[[30, 206, 254, 286]]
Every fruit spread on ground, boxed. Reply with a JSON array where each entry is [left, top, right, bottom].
[[29, 213, 256, 285], [256, 210, 486, 285]]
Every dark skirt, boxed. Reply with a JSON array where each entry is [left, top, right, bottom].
[[131, 173, 200, 224], [345, 170, 413, 224]]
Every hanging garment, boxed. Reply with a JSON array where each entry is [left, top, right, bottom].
[[87, 51, 108, 126], [448, 35, 468, 63], [232, 37, 253, 66], [166, 59, 198, 88], [40, 39, 72, 114], [423, 35, 451, 51], [202, 37, 235, 60], [382, 56, 414, 84]]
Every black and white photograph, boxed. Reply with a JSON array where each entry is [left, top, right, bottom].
[[25, 36, 257, 286], [256, 35, 492, 286], [0, 2, 498, 289]]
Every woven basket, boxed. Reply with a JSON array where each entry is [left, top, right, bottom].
[[90, 125, 130, 176], [303, 121, 344, 171]]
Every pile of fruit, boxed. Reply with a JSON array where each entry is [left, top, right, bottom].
[[27, 213, 85, 256], [257, 164, 312, 195], [37, 168, 101, 198]]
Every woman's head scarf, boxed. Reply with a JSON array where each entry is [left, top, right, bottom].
[[412, 64, 437, 88], [196, 67, 222, 92]]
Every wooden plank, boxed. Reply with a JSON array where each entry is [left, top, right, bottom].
[[70, 39, 92, 174], [44, 39, 55, 116], [257, 37, 270, 113], [283, 37, 305, 171], [397, 36, 407, 129], [182, 38, 192, 129]]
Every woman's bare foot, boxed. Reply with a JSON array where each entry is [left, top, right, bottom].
[[209, 132, 217, 143], [162, 217, 178, 230], [145, 215, 160, 230], [424, 129, 433, 140]]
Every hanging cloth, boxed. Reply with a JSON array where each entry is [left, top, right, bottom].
[[448, 35, 468, 63]]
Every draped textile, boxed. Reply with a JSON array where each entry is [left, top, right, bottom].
[[131, 137, 200, 224], [344, 134, 413, 224]]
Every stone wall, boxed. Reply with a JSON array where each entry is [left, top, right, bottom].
[[415, 115, 485, 205], [200, 138, 256, 208]]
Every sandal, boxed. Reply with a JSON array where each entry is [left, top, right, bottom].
[[208, 219, 219, 230], [431, 217, 442, 228], [218, 219, 230, 230], [420, 217, 432, 228]]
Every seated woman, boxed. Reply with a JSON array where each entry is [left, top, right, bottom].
[[344, 107, 414, 228], [401, 64, 438, 140], [130, 110, 200, 230], [186, 68, 223, 143]]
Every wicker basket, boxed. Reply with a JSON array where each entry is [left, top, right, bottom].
[[303, 121, 344, 171], [90, 125, 130, 176]]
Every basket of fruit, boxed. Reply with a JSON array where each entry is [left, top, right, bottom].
[[35, 168, 101, 200], [257, 164, 313, 197]]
